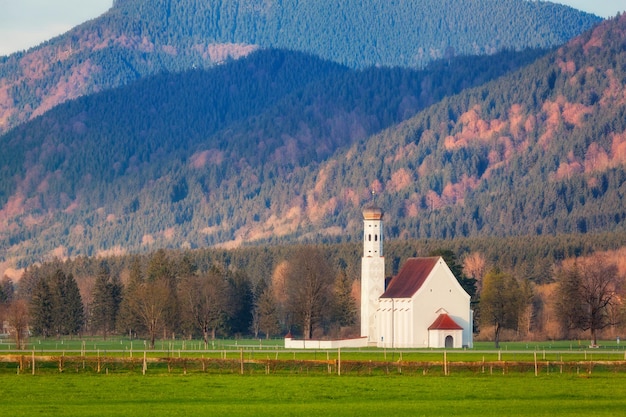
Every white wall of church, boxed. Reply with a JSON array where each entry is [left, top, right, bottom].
[[378, 298, 415, 348], [413, 260, 472, 348], [429, 329, 463, 348], [376, 259, 472, 348]]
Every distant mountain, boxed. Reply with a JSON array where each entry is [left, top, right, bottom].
[[0, 0, 600, 133], [0, 46, 548, 268], [320, 14, 626, 239], [2, 13, 626, 272]]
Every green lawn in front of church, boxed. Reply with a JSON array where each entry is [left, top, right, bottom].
[[1, 371, 625, 416]]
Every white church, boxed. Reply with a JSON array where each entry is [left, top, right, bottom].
[[361, 204, 473, 348], [286, 204, 473, 349]]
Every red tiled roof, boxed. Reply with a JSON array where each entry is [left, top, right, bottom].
[[428, 313, 463, 330], [380, 257, 439, 298]]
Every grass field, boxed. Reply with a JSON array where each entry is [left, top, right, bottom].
[[1, 338, 626, 415], [2, 337, 625, 363], [2, 372, 626, 416]]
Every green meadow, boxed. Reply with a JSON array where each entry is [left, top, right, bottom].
[[2, 372, 626, 416], [1, 338, 626, 416], [3, 338, 625, 362]]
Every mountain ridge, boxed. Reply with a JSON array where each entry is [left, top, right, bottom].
[[0, 0, 601, 133], [2, 4, 626, 277], [0, 46, 553, 269]]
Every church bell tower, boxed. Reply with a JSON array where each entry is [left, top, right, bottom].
[[360, 204, 385, 344]]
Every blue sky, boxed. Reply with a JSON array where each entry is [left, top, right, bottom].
[[0, 0, 112, 56], [0, 0, 624, 56], [554, 0, 624, 18]]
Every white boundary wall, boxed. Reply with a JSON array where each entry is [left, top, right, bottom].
[[284, 337, 369, 349]]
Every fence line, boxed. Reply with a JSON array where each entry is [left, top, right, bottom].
[[2, 353, 626, 376]]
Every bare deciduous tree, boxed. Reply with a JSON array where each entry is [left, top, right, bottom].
[[271, 260, 290, 329], [255, 287, 281, 340], [6, 299, 29, 349], [555, 254, 624, 347], [179, 268, 231, 347], [284, 247, 335, 339], [463, 252, 487, 292], [131, 279, 171, 349]]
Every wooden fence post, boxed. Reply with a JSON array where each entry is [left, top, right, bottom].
[[327, 352, 331, 374], [337, 347, 341, 376]]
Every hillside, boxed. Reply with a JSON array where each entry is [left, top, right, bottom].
[[317, 13, 626, 239], [0, 47, 549, 270], [0, 0, 600, 133], [2, 14, 626, 273]]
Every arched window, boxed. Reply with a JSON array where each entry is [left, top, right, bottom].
[[368, 234, 371, 241]]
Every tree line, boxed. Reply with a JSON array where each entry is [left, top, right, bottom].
[[2, 247, 360, 349], [479, 251, 626, 348], [2, 242, 625, 349]]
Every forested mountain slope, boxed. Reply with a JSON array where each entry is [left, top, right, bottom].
[[316, 13, 626, 240], [0, 0, 600, 133], [0, 47, 549, 269]]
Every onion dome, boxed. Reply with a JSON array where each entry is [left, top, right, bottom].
[[362, 204, 384, 220]]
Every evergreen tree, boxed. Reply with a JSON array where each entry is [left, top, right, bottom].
[[110, 274, 123, 330], [0, 277, 14, 304], [28, 269, 84, 338], [29, 277, 53, 338], [49, 270, 67, 337], [90, 261, 122, 339], [59, 271, 85, 337], [332, 270, 357, 328], [228, 272, 253, 336], [147, 249, 172, 282], [116, 256, 144, 338]]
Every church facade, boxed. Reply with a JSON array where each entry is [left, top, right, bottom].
[[286, 204, 473, 349], [361, 205, 473, 348]]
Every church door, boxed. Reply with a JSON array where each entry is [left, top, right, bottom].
[[445, 335, 454, 348]]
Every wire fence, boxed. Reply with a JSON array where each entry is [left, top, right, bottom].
[[3, 336, 626, 376], [3, 351, 626, 376]]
